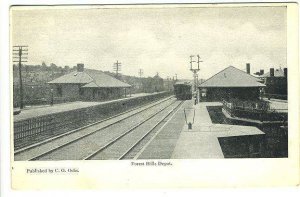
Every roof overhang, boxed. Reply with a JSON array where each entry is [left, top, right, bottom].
[[82, 82, 132, 88], [199, 85, 266, 88]]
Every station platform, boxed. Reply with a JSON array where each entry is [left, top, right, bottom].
[[268, 100, 288, 113], [136, 101, 192, 159], [171, 102, 265, 159], [135, 101, 265, 159], [14, 92, 155, 122], [261, 98, 288, 113]]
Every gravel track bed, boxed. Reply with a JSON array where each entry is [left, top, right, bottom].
[[121, 101, 184, 160], [26, 98, 176, 160], [15, 97, 174, 161], [89, 101, 182, 160]]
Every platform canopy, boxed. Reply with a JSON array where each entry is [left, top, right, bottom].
[[48, 69, 131, 88], [199, 66, 265, 88]]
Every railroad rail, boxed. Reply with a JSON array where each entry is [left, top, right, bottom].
[[85, 101, 184, 160], [14, 95, 173, 151], [120, 100, 185, 160], [14, 91, 171, 148], [14, 97, 177, 161]]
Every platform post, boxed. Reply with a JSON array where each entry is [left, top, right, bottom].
[[188, 122, 192, 130]]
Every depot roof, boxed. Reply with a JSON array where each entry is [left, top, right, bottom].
[[199, 66, 265, 88], [48, 69, 131, 88]]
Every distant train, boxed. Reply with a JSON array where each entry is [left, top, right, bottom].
[[173, 82, 192, 100]]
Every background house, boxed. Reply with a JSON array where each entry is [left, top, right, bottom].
[[259, 68, 287, 100]]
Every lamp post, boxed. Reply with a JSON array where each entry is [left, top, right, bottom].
[[184, 108, 195, 130]]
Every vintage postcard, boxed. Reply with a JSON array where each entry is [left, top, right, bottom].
[[10, 3, 299, 189]]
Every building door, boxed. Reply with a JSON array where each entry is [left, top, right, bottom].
[[93, 89, 96, 99]]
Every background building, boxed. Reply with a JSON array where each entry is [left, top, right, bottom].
[[258, 68, 287, 100], [48, 64, 131, 101]]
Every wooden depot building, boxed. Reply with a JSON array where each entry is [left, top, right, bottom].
[[198, 65, 265, 102], [48, 63, 131, 101]]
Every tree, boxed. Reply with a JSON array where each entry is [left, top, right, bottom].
[[41, 61, 47, 71], [50, 63, 57, 69], [64, 65, 70, 71]]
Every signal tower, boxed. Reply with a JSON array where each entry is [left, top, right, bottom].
[[189, 55, 203, 103]]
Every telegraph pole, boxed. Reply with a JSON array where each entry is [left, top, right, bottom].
[[13, 45, 28, 109], [113, 60, 122, 78], [138, 69, 143, 92], [138, 69, 143, 78], [166, 77, 170, 91], [190, 55, 203, 104]]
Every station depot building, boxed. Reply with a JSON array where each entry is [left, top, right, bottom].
[[48, 64, 131, 101], [198, 65, 265, 102]]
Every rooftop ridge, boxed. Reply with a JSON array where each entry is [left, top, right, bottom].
[[199, 66, 265, 88], [48, 67, 131, 88]]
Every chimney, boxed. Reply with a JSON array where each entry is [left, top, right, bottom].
[[246, 63, 250, 74], [77, 63, 84, 72], [260, 69, 264, 75], [270, 68, 274, 77], [284, 68, 287, 78]]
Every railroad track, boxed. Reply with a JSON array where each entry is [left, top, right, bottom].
[[14, 96, 177, 161], [85, 101, 184, 160], [122, 100, 186, 160], [15, 96, 175, 151]]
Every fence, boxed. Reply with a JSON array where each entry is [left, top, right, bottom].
[[14, 91, 171, 142], [262, 93, 287, 100], [222, 99, 287, 122]]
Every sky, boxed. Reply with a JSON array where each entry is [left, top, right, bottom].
[[11, 5, 286, 80]]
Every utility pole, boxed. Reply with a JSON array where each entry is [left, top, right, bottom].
[[175, 74, 178, 81], [113, 60, 122, 78], [13, 45, 28, 109], [138, 69, 143, 78], [190, 55, 203, 104], [138, 69, 143, 92], [167, 76, 170, 91]]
